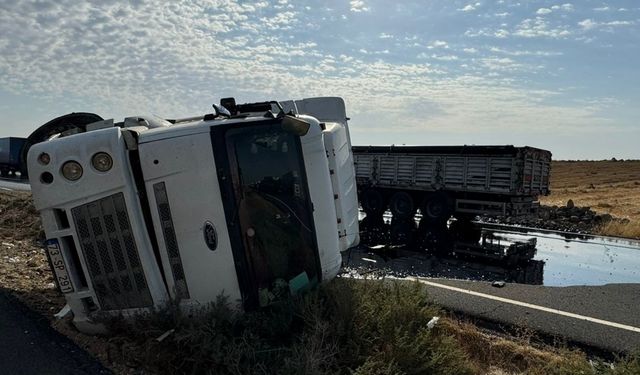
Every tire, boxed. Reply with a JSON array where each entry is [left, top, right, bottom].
[[361, 189, 385, 215], [389, 191, 415, 220], [450, 217, 481, 243], [360, 215, 388, 246], [420, 191, 452, 224], [417, 219, 452, 254], [389, 219, 415, 247]]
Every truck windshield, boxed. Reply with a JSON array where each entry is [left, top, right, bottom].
[[225, 123, 319, 306]]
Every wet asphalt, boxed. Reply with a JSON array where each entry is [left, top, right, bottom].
[[0, 290, 109, 375]]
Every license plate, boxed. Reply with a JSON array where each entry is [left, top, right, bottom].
[[46, 239, 74, 293]]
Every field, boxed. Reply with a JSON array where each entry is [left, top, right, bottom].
[[540, 160, 640, 238], [2, 189, 640, 374]]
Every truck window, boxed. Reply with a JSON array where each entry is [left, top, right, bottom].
[[226, 124, 319, 306]]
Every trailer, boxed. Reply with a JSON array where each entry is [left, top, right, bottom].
[[0, 137, 28, 178], [353, 145, 551, 246]]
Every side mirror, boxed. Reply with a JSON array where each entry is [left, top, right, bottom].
[[212, 103, 231, 118], [282, 115, 311, 136]]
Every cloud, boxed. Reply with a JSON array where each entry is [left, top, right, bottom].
[[579, 18, 635, 30], [593, 7, 610, 11], [350, 0, 369, 13], [489, 47, 563, 56], [427, 40, 449, 49], [430, 54, 458, 61], [536, 8, 552, 15], [458, 3, 480, 12], [0, 0, 630, 145], [514, 17, 571, 38], [465, 28, 510, 38], [578, 19, 598, 30], [550, 3, 574, 11]]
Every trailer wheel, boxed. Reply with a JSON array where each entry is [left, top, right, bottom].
[[361, 189, 385, 215], [421, 192, 452, 223], [389, 219, 415, 247], [360, 214, 387, 245], [417, 220, 451, 254], [450, 217, 481, 243], [389, 192, 414, 220]]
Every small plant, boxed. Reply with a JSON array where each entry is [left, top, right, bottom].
[[102, 279, 475, 374]]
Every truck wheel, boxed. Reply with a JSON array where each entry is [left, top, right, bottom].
[[360, 215, 387, 245], [361, 189, 385, 215], [417, 220, 451, 254], [389, 219, 415, 247], [421, 192, 452, 224], [389, 192, 414, 220], [450, 217, 481, 243]]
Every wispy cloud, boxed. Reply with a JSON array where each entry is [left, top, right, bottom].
[[350, 0, 369, 13], [458, 2, 480, 12], [427, 40, 449, 49], [0, 0, 637, 159]]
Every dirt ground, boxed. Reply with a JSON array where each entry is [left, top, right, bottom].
[[540, 160, 640, 237]]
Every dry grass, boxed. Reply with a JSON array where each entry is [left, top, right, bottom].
[[540, 161, 640, 238]]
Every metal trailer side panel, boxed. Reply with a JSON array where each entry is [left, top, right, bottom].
[[353, 146, 551, 197], [519, 147, 552, 196], [354, 152, 522, 195]]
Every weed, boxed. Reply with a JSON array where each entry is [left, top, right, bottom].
[[597, 221, 640, 239], [104, 279, 474, 374]]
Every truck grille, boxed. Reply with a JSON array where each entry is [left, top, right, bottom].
[[72, 193, 153, 310], [153, 182, 190, 300]]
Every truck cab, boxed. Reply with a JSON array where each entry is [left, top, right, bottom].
[[27, 97, 359, 333]]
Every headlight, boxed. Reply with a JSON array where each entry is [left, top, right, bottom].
[[91, 152, 113, 172], [38, 152, 51, 165], [61, 161, 83, 181]]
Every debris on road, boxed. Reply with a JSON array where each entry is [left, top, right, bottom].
[[492, 281, 506, 288]]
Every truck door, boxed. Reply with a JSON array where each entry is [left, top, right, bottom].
[[212, 121, 321, 308]]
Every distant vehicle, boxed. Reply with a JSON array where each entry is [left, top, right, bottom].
[[0, 137, 28, 178], [353, 145, 551, 245], [27, 97, 360, 333]]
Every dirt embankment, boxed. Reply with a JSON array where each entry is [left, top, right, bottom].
[[0, 191, 64, 314]]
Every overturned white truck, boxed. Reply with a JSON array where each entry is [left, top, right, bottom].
[[27, 97, 359, 333]]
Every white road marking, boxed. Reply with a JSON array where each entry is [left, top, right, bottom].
[[402, 276, 640, 334]]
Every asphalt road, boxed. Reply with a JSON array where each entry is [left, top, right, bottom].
[[0, 289, 109, 374], [409, 277, 640, 353]]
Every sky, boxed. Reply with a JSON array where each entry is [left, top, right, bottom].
[[0, 0, 638, 160]]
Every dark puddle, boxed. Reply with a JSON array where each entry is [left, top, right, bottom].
[[342, 227, 640, 287]]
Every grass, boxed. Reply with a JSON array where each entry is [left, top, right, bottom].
[[540, 160, 640, 238], [100, 279, 640, 375]]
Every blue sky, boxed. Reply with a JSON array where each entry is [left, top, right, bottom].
[[0, 0, 638, 159]]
